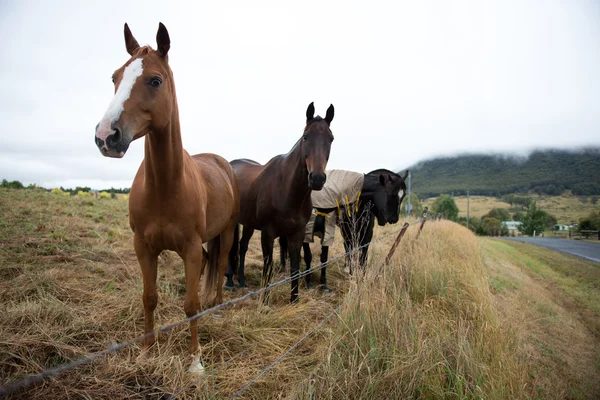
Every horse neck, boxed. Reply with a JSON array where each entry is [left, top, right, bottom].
[[358, 174, 379, 212], [281, 142, 311, 206], [143, 93, 184, 192]]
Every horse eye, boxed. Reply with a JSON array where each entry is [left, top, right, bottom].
[[149, 77, 162, 88], [303, 135, 308, 141], [111, 76, 115, 84]]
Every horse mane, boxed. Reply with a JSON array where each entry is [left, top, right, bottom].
[[366, 168, 401, 177]]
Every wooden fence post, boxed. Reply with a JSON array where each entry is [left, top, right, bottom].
[[384, 222, 410, 265], [415, 219, 427, 239]]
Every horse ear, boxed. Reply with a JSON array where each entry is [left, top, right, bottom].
[[156, 22, 171, 58], [306, 102, 315, 122], [325, 104, 334, 124], [124, 23, 140, 56], [402, 170, 409, 180], [379, 174, 385, 186], [388, 174, 394, 183]]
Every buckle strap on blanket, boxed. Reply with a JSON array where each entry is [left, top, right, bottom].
[[335, 191, 362, 219]]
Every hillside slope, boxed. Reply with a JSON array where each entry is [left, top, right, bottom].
[[408, 148, 600, 198]]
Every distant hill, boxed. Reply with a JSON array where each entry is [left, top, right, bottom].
[[408, 148, 600, 199]]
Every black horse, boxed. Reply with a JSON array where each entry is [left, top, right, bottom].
[[280, 169, 408, 291]]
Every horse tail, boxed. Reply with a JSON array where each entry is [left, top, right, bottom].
[[203, 235, 221, 305]]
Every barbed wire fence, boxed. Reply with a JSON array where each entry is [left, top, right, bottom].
[[0, 218, 430, 399], [231, 221, 418, 399]]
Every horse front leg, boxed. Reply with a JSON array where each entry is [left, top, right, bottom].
[[320, 245, 330, 292], [287, 232, 304, 303], [302, 242, 313, 289], [133, 235, 159, 351], [182, 240, 206, 355], [359, 214, 375, 269], [259, 230, 275, 304]]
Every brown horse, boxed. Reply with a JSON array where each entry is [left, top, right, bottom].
[[225, 103, 334, 303], [94, 23, 239, 362]]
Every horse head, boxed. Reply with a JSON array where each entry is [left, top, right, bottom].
[[365, 169, 409, 226], [302, 102, 335, 190], [95, 23, 174, 158]]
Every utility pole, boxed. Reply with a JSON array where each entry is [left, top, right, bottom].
[[467, 190, 470, 229], [406, 171, 412, 217]]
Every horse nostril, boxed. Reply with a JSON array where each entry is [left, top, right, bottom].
[[106, 127, 122, 147]]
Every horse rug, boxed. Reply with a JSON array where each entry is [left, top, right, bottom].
[[304, 169, 364, 246]]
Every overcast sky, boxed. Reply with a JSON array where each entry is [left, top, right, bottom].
[[1, 0, 599, 189]]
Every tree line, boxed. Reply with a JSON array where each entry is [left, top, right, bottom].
[[1, 179, 130, 194], [408, 149, 600, 198]]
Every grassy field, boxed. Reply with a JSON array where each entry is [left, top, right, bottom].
[[1, 188, 599, 399], [423, 192, 600, 224]]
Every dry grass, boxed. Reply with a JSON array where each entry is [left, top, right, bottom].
[[1, 188, 598, 399]]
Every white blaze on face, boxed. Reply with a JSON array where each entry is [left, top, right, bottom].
[[96, 58, 144, 141], [398, 190, 405, 200]]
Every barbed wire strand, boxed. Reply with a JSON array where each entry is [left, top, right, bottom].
[[233, 219, 424, 398], [168, 219, 422, 399], [167, 293, 344, 399], [288, 224, 413, 400], [231, 290, 357, 399], [0, 219, 424, 398]]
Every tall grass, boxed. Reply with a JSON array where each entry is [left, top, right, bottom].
[[299, 221, 527, 399]]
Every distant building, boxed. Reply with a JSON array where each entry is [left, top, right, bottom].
[[553, 224, 569, 231], [501, 221, 522, 236]]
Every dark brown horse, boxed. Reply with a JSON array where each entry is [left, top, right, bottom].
[[225, 103, 334, 302], [94, 23, 239, 367]]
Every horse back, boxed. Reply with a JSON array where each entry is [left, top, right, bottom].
[[191, 153, 240, 228]]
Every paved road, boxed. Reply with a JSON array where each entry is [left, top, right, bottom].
[[503, 237, 600, 264]]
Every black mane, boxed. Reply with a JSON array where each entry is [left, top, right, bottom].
[[366, 168, 400, 177]]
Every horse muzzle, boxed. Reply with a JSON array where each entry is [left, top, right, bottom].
[[95, 121, 131, 158], [308, 172, 326, 191]]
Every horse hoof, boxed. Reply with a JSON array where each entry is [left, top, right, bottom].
[[188, 354, 205, 376], [321, 285, 330, 293], [238, 283, 248, 289], [290, 295, 299, 304], [306, 281, 313, 289], [224, 285, 235, 291]]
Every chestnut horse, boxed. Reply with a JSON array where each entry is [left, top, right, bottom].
[[94, 23, 239, 361], [225, 103, 334, 303]]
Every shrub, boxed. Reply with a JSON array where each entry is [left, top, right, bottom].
[[518, 201, 547, 236], [77, 190, 91, 197], [100, 191, 111, 199], [483, 208, 511, 222], [1, 179, 24, 189], [432, 194, 459, 221]]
